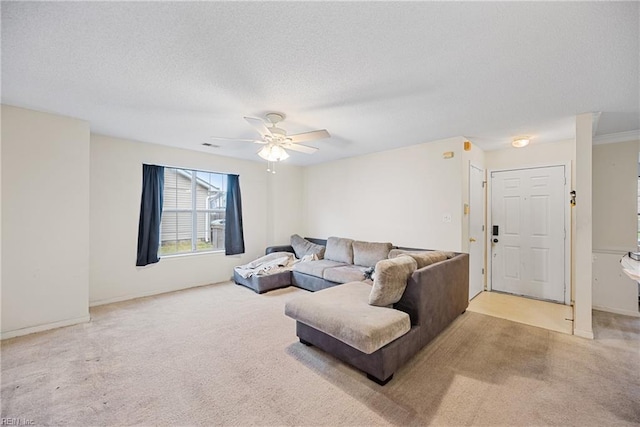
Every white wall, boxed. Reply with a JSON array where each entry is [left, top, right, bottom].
[[1, 105, 90, 338], [0, 104, 3, 337], [266, 164, 304, 245], [303, 137, 468, 251], [592, 139, 639, 316], [592, 140, 638, 251], [485, 139, 575, 171], [89, 134, 303, 306]]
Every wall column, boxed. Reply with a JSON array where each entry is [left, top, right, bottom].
[[1, 105, 91, 339], [574, 113, 594, 339]]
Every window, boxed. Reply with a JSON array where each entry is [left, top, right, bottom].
[[159, 167, 227, 256]]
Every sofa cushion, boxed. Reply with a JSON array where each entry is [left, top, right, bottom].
[[369, 256, 418, 307], [406, 251, 451, 269], [324, 237, 354, 264], [353, 241, 393, 267], [323, 265, 368, 283], [293, 259, 347, 278], [290, 234, 326, 259], [388, 248, 427, 259], [389, 249, 455, 269], [284, 282, 411, 354]]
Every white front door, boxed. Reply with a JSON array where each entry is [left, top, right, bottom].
[[491, 166, 566, 303], [469, 164, 485, 299]]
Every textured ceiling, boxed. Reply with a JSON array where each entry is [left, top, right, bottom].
[[2, 2, 639, 165]]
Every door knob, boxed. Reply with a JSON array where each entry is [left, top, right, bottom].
[[493, 238, 499, 243], [469, 238, 476, 242]]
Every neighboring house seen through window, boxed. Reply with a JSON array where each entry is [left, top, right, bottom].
[[160, 167, 227, 256]]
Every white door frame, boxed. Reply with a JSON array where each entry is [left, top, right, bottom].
[[469, 162, 486, 299], [486, 162, 571, 305]]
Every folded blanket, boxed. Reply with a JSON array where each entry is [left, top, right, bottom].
[[235, 252, 304, 278]]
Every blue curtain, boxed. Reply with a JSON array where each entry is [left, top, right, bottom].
[[136, 164, 164, 266], [225, 174, 245, 255]]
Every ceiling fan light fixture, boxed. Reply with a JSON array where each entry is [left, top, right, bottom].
[[258, 144, 289, 162], [212, 113, 329, 164], [512, 136, 530, 148]]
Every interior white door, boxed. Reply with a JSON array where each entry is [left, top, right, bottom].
[[469, 165, 485, 300], [491, 166, 565, 303]]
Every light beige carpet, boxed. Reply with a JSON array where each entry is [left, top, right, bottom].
[[1, 281, 639, 426]]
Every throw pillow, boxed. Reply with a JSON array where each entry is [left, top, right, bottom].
[[353, 241, 393, 267], [409, 251, 446, 269], [324, 236, 354, 264], [369, 255, 417, 307], [404, 251, 449, 269], [290, 234, 325, 259]]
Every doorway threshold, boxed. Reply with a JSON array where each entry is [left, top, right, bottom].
[[468, 291, 573, 335]]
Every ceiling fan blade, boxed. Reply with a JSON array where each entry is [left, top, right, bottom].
[[209, 137, 260, 143], [244, 117, 273, 138], [285, 143, 318, 154], [288, 129, 330, 143]]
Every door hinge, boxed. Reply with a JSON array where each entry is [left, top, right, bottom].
[[482, 225, 485, 231], [482, 181, 487, 188], [482, 268, 485, 275]]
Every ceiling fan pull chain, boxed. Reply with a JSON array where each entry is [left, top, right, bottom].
[[266, 160, 276, 174]]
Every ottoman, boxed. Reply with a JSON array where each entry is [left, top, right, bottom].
[[233, 269, 292, 294]]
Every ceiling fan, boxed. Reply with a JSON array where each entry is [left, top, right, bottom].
[[210, 113, 330, 169]]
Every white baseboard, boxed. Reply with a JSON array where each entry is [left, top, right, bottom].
[[1, 315, 91, 340], [89, 280, 231, 307], [573, 328, 594, 339], [89, 291, 161, 307], [593, 305, 640, 318]]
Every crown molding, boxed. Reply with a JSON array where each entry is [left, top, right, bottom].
[[593, 129, 640, 145]]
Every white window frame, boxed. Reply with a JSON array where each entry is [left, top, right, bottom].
[[160, 167, 227, 257]]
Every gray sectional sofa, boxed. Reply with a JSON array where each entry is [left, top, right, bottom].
[[234, 236, 387, 293], [234, 236, 469, 385], [264, 237, 396, 292]]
